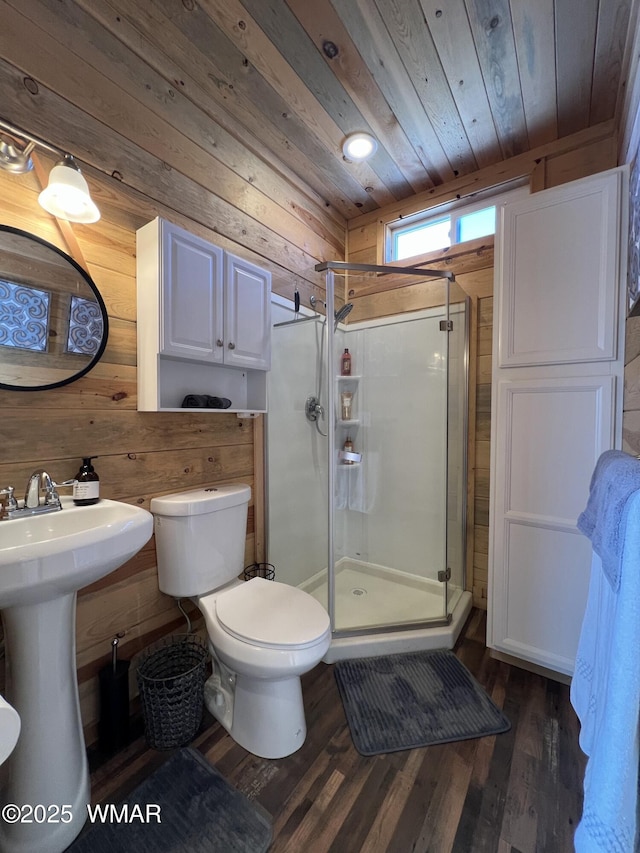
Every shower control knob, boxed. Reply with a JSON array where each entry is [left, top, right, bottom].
[[228, 341, 236, 350], [216, 339, 223, 347]]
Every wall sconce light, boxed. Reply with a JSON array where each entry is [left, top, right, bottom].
[[38, 155, 100, 224], [341, 132, 378, 162], [0, 138, 35, 174], [0, 117, 100, 223]]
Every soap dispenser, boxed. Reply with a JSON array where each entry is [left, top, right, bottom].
[[73, 457, 100, 505]]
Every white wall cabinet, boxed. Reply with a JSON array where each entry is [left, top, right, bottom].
[[137, 218, 271, 413], [488, 167, 626, 676], [224, 252, 272, 371]]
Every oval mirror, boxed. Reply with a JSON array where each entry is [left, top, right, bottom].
[[0, 225, 108, 391]]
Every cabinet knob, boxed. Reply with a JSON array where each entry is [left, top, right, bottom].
[[216, 339, 224, 347], [228, 342, 236, 350]]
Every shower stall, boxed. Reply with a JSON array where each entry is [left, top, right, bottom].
[[267, 262, 472, 662]]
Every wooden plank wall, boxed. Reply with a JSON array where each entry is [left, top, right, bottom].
[[623, 315, 640, 455], [0, 161, 309, 744], [345, 124, 618, 609], [0, 58, 620, 750]]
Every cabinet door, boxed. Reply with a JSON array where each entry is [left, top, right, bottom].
[[488, 167, 625, 676], [489, 375, 614, 674], [224, 253, 271, 370], [161, 222, 224, 362], [498, 171, 621, 367]]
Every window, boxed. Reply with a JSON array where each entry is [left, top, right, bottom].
[[386, 184, 527, 262], [456, 207, 496, 243], [393, 216, 451, 259]]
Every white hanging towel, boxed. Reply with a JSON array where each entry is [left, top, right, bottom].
[[334, 465, 348, 511], [572, 457, 640, 852], [348, 451, 378, 514]]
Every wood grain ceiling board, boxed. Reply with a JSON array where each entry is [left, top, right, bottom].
[[331, 0, 455, 184], [590, 0, 634, 125], [235, 0, 415, 201], [374, 0, 478, 175], [0, 0, 635, 276], [555, 0, 600, 137], [419, 0, 502, 168], [464, 0, 529, 159], [286, 0, 436, 194], [509, 0, 558, 148]]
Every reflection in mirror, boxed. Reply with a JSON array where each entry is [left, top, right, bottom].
[[0, 226, 108, 390]]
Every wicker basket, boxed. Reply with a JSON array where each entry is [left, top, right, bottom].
[[243, 562, 275, 581], [136, 634, 209, 750]]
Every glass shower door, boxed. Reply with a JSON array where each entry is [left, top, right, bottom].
[[267, 302, 329, 600], [330, 270, 451, 635]]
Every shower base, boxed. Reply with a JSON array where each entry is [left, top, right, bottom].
[[300, 559, 473, 663]]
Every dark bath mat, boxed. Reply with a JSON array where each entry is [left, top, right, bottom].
[[334, 649, 510, 756], [68, 747, 272, 852]]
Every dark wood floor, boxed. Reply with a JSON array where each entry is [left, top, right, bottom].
[[88, 610, 586, 853]]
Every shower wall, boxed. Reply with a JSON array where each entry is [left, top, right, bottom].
[[268, 297, 467, 612], [334, 302, 466, 602], [267, 302, 328, 588], [335, 315, 446, 576]]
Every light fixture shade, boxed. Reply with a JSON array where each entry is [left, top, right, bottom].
[[342, 132, 378, 162], [38, 155, 100, 223]]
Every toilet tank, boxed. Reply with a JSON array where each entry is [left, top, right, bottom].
[[150, 484, 251, 598]]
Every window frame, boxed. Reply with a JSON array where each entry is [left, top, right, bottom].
[[384, 182, 529, 263]]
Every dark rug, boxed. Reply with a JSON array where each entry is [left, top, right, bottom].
[[334, 649, 511, 756], [68, 747, 272, 852]]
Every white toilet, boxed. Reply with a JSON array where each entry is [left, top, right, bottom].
[[150, 484, 331, 759]]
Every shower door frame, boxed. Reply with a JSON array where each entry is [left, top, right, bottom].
[[315, 260, 464, 639]]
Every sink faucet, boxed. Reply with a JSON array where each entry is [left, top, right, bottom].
[[24, 470, 60, 510], [0, 471, 75, 520], [0, 486, 17, 519]]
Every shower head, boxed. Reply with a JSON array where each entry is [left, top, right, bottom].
[[310, 296, 354, 329], [334, 303, 354, 329]]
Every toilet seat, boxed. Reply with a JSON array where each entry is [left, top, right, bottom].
[[214, 577, 330, 650]]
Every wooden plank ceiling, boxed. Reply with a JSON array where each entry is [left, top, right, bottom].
[[0, 0, 635, 274]]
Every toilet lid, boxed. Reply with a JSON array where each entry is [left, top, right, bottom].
[[215, 577, 330, 650]]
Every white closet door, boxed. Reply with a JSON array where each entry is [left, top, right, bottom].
[[488, 167, 625, 676], [498, 171, 621, 367], [490, 375, 614, 673]]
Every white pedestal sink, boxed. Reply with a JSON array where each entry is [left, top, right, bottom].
[[0, 497, 153, 853]]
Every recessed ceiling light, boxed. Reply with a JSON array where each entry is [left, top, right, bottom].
[[342, 132, 378, 162]]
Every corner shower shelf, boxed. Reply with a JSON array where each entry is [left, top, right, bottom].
[[338, 457, 362, 467], [336, 375, 361, 382], [338, 418, 360, 427]]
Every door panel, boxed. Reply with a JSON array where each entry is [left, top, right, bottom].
[[161, 224, 224, 362], [499, 171, 621, 366], [225, 253, 271, 370], [490, 375, 614, 674], [489, 166, 625, 676]]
